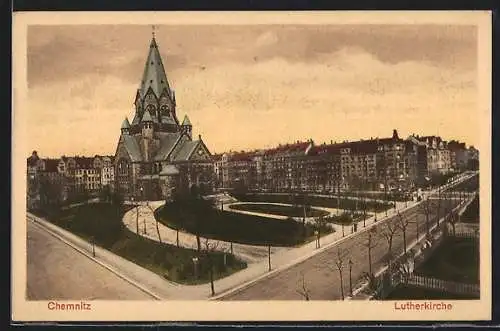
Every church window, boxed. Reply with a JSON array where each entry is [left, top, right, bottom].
[[151, 61, 154, 65], [150, 80, 153, 83]]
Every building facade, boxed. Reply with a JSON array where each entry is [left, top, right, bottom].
[[213, 130, 470, 194]]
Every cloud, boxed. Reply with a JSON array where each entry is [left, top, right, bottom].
[[26, 44, 478, 157]]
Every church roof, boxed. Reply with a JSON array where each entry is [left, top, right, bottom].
[[122, 135, 143, 162], [182, 115, 192, 126], [139, 37, 172, 100], [121, 117, 131, 129], [172, 140, 199, 161], [159, 164, 180, 176], [153, 132, 183, 161], [161, 116, 176, 125], [131, 113, 141, 126]]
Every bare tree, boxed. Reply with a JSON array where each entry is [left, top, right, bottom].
[[364, 227, 379, 276], [313, 215, 326, 248], [419, 197, 432, 236], [380, 221, 398, 267], [296, 272, 311, 301], [361, 196, 368, 228], [396, 211, 410, 255], [447, 210, 460, 237], [330, 248, 347, 300], [203, 238, 220, 296], [147, 203, 162, 243], [135, 205, 140, 235]]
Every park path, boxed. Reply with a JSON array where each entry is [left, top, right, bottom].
[[222, 201, 343, 223], [122, 201, 288, 263]]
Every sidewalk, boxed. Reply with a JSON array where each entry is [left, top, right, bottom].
[[27, 172, 475, 301]]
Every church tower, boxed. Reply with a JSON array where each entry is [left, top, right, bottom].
[[181, 115, 192, 139], [130, 28, 180, 133]]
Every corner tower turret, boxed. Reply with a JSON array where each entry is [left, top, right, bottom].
[[181, 115, 192, 139]]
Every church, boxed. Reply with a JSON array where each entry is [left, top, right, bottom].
[[114, 31, 214, 201]]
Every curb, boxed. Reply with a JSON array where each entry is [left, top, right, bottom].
[[212, 175, 476, 300], [28, 215, 163, 300], [211, 201, 418, 300]]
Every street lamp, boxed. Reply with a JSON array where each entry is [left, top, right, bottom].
[[314, 230, 319, 248], [140, 186, 144, 201], [91, 236, 96, 257], [348, 259, 353, 296], [192, 256, 199, 280]]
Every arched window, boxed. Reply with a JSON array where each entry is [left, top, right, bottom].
[[118, 159, 129, 176]]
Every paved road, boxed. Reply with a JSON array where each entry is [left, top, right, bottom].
[[26, 219, 153, 300], [221, 198, 460, 301]]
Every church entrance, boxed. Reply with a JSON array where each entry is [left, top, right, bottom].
[[138, 178, 162, 201]]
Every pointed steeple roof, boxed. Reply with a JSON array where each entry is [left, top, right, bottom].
[[139, 36, 172, 100], [182, 115, 192, 126], [142, 110, 153, 122], [121, 117, 131, 129]]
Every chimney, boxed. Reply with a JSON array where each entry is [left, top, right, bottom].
[[392, 129, 399, 139]]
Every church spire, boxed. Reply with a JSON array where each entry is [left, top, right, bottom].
[[138, 28, 173, 101]]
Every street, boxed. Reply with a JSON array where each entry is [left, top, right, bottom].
[[26, 219, 154, 300], [220, 198, 460, 300]]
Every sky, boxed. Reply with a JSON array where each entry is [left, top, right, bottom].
[[26, 24, 479, 157]]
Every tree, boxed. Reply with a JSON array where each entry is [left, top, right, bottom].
[[364, 227, 379, 276], [380, 221, 398, 267], [179, 185, 216, 252], [146, 203, 162, 243], [99, 185, 112, 203], [419, 197, 432, 236], [396, 211, 410, 255], [313, 215, 326, 247], [296, 272, 311, 301], [203, 238, 220, 296], [447, 210, 459, 237], [331, 248, 347, 300], [360, 196, 368, 228]]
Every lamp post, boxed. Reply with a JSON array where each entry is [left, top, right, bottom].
[[268, 245, 272, 271], [91, 236, 96, 257], [348, 259, 353, 296], [192, 256, 199, 280], [314, 230, 319, 249]]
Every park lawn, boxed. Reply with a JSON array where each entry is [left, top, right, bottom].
[[447, 174, 479, 192], [325, 212, 365, 225], [228, 203, 329, 218], [415, 237, 479, 284], [460, 195, 479, 223], [384, 285, 479, 300], [33, 203, 247, 285], [233, 193, 393, 212], [155, 203, 334, 247]]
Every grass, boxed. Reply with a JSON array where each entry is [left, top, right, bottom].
[[384, 285, 479, 300], [228, 203, 329, 218], [342, 191, 411, 202], [415, 237, 479, 284], [325, 212, 365, 225], [33, 203, 247, 285], [460, 195, 479, 223], [233, 193, 393, 212], [155, 202, 334, 247], [446, 174, 479, 192]]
